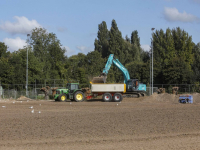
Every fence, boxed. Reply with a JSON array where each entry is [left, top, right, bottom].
[[153, 84, 200, 94], [0, 84, 199, 100]]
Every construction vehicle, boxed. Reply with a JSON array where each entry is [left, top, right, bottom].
[[54, 83, 85, 102], [54, 82, 144, 102], [54, 54, 146, 102], [92, 54, 146, 96]]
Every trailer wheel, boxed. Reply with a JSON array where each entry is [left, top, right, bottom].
[[74, 91, 85, 102], [113, 93, 123, 102], [103, 93, 112, 102], [58, 94, 67, 102]]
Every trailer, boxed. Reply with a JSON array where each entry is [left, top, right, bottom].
[[87, 83, 126, 102], [86, 82, 146, 102]]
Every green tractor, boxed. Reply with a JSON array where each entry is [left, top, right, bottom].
[[54, 83, 85, 102]]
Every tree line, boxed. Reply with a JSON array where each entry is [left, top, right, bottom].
[[0, 19, 200, 89]]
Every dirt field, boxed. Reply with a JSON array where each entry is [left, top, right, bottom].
[[1, 93, 200, 150]]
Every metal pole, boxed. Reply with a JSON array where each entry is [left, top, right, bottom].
[[0, 80, 1, 100], [149, 50, 151, 96], [151, 28, 155, 95], [35, 80, 36, 93], [152, 39, 153, 94], [26, 34, 30, 97]]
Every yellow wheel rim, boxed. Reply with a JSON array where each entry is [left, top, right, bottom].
[[61, 95, 66, 101], [76, 93, 83, 101]]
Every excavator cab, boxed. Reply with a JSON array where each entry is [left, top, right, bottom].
[[126, 79, 139, 92], [126, 79, 146, 92]]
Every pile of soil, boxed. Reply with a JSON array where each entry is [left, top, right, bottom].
[[142, 93, 200, 104], [16, 96, 33, 101]]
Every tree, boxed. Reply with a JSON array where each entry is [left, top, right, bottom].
[[77, 68, 88, 86], [0, 57, 14, 84], [66, 53, 87, 82], [0, 42, 13, 84], [9, 48, 42, 85], [30, 27, 67, 83], [192, 42, 200, 82], [171, 27, 194, 65], [162, 56, 193, 84], [94, 21, 109, 58], [123, 39, 134, 64], [125, 61, 149, 84], [153, 27, 195, 84], [0, 42, 10, 58], [85, 51, 105, 79], [108, 20, 125, 62], [107, 20, 125, 83], [131, 30, 141, 62]]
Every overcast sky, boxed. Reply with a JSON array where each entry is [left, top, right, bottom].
[[0, 0, 199, 56]]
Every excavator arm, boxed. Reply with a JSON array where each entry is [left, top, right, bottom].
[[92, 54, 130, 83]]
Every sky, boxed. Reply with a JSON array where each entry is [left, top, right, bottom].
[[0, 0, 200, 56]]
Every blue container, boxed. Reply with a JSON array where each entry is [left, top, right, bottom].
[[179, 95, 193, 104]]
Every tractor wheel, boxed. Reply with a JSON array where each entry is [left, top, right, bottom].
[[103, 93, 112, 102], [113, 93, 123, 102], [58, 94, 67, 102], [74, 91, 85, 102]]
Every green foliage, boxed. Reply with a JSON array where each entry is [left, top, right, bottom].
[[153, 27, 195, 84], [0, 42, 10, 58], [0, 43, 13, 84], [192, 43, 200, 82], [125, 61, 149, 83], [162, 56, 192, 84], [85, 51, 105, 79], [77, 68, 87, 85], [30, 27, 67, 81], [0, 21, 199, 87], [0, 57, 14, 84], [94, 21, 109, 58]]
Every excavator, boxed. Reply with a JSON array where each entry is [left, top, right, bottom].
[[92, 54, 146, 96]]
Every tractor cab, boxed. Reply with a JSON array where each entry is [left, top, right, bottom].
[[66, 83, 79, 93]]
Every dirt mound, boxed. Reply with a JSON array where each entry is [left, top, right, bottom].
[[190, 93, 200, 103], [143, 93, 200, 104], [143, 93, 180, 103], [16, 96, 33, 101]]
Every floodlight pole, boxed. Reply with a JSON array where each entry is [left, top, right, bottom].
[[151, 28, 155, 95], [26, 34, 30, 97], [149, 48, 151, 96]]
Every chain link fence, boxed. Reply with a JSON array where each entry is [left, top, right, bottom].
[[0, 83, 199, 100]]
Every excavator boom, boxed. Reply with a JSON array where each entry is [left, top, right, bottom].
[[92, 54, 130, 83]]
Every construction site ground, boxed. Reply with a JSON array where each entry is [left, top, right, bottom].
[[1, 93, 200, 150]]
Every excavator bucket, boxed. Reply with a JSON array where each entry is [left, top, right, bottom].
[[92, 76, 107, 83]]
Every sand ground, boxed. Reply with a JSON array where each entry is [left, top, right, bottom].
[[0, 93, 200, 150]]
